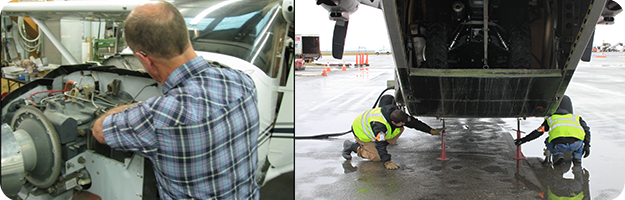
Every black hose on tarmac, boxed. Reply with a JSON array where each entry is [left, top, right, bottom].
[[294, 87, 395, 140]]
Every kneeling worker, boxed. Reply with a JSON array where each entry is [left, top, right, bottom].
[[342, 104, 445, 170], [515, 96, 591, 164]]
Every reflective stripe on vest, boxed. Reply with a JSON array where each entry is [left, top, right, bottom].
[[546, 114, 585, 143], [361, 109, 382, 142], [352, 108, 402, 143]]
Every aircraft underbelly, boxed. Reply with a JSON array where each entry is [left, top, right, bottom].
[[402, 68, 574, 118]]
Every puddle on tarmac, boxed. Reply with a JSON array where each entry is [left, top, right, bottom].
[[482, 165, 506, 174]]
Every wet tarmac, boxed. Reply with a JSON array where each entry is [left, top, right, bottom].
[[295, 53, 625, 199]]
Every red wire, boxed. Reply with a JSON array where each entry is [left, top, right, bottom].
[[64, 80, 75, 91], [27, 89, 66, 104], [27, 81, 76, 104]]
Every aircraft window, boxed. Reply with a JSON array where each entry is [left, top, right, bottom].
[[255, 10, 271, 36], [179, 0, 285, 78], [214, 11, 260, 31], [185, 18, 214, 31]]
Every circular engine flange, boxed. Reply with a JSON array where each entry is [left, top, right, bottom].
[[11, 106, 62, 188]]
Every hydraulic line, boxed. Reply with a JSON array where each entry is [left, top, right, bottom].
[[130, 83, 159, 103], [26, 89, 65, 104], [294, 87, 394, 140]]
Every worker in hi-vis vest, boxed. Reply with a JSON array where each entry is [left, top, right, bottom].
[[515, 95, 591, 165], [342, 100, 445, 170]]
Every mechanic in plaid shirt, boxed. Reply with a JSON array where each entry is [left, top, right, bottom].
[[91, 1, 260, 199]]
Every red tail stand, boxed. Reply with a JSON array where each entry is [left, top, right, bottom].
[[437, 119, 450, 161], [513, 118, 526, 159]]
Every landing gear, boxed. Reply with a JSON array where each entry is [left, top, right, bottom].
[[508, 23, 532, 69], [425, 22, 449, 69]]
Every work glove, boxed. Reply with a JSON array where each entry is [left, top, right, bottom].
[[384, 161, 399, 170], [430, 128, 446, 135], [583, 143, 590, 158], [514, 138, 527, 146]]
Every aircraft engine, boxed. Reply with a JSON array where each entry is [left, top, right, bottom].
[[1, 80, 136, 198]]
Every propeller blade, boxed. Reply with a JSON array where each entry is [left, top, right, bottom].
[[581, 30, 594, 62], [316, 0, 337, 6], [332, 20, 348, 59]]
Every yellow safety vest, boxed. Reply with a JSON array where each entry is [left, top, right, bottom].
[[548, 186, 584, 200], [547, 114, 585, 143], [352, 108, 402, 143]]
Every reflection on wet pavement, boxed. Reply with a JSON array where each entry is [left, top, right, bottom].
[[517, 156, 590, 200], [342, 160, 358, 174]]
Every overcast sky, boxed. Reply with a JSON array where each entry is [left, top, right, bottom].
[[295, 0, 390, 51], [295, 0, 625, 51]]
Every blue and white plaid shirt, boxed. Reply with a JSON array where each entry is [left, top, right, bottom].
[[103, 56, 260, 199]]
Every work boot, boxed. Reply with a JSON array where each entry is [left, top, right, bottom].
[[553, 153, 564, 165], [342, 140, 358, 160]]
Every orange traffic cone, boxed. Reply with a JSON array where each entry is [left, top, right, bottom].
[[322, 65, 327, 76], [361, 54, 364, 66], [342, 61, 346, 71], [326, 62, 331, 72], [355, 54, 360, 66], [365, 53, 369, 66]]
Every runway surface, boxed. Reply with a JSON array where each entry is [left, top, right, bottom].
[[294, 52, 625, 199]]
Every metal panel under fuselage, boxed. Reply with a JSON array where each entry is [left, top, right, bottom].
[[399, 68, 575, 118]]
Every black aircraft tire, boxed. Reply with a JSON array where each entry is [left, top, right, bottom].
[[508, 23, 531, 69], [425, 22, 449, 69]]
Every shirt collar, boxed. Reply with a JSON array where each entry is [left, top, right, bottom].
[[163, 56, 208, 93]]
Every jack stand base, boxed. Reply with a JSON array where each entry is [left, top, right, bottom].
[[436, 157, 450, 161]]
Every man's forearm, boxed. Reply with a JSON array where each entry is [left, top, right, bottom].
[[96, 103, 139, 127], [406, 116, 433, 133], [92, 103, 140, 144], [375, 141, 391, 163], [104, 103, 139, 116]]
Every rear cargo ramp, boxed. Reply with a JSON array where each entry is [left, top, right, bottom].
[[403, 68, 571, 118]]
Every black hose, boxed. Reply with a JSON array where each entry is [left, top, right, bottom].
[[371, 86, 395, 109], [294, 87, 395, 140], [293, 130, 353, 140]]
